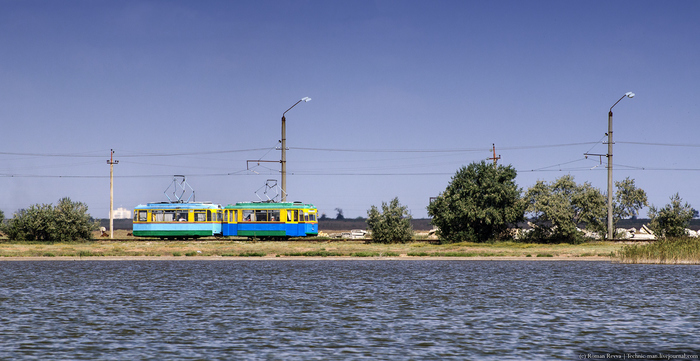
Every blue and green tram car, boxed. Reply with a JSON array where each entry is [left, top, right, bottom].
[[222, 202, 318, 238], [133, 202, 223, 239]]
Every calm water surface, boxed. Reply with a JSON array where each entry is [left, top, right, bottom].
[[1, 260, 699, 360]]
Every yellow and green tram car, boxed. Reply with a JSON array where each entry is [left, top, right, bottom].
[[133, 202, 223, 239], [222, 202, 318, 238]]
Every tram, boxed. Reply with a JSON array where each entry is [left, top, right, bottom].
[[132, 177, 317, 240], [222, 201, 318, 238], [132, 202, 223, 239]]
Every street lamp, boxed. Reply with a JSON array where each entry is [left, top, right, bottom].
[[281, 97, 311, 202], [606, 91, 634, 239]]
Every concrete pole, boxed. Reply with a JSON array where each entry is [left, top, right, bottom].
[[110, 161, 114, 239], [281, 115, 287, 202], [280, 97, 310, 203], [607, 111, 614, 240], [107, 149, 118, 239], [606, 92, 634, 240]]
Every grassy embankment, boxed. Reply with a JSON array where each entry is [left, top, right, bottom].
[[0, 230, 622, 259], [617, 237, 700, 264]]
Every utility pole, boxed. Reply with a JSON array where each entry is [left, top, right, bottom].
[[488, 143, 501, 166], [107, 149, 119, 239], [586, 92, 634, 240], [605, 92, 634, 240], [280, 97, 311, 202]]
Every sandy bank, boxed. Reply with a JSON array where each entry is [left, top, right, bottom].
[[0, 255, 612, 261]]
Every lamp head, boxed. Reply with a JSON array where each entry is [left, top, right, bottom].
[[625, 92, 635, 98], [301, 97, 311, 102]]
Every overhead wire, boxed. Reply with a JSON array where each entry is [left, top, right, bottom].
[[617, 141, 700, 148], [0, 148, 274, 158], [2, 140, 700, 160], [5, 139, 700, 178], [289, 142, 600, 153]]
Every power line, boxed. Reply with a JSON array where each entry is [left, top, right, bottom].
[[0, 148, 273, 158], [290, 142, 599, 153], [4, 141, 700, 160], [617, 141, 700, 148]]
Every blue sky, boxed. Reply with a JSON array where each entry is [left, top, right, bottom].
[[1, 0, 699, 219]]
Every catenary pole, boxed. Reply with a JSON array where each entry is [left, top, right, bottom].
[[280, 97, 311, 202], [607, 92, 634, 240]]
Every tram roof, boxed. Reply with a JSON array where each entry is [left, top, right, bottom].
[[135, 202, 221, 210], [224, 202, 316, 209]]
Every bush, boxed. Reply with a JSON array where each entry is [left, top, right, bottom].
[[366, 197, 414, 244], [1, 198, 97, 243]]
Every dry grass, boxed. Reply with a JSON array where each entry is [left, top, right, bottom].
[[0, 230, 623, 259]]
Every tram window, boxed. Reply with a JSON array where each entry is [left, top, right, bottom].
[[139, 211, 147, 222], [304, 214, 309, 222], [207, 210, 212, 222], [153, 211, 164, 222], [242, 210, 255, 222], [270, 210, 280, 222], [309, 213, 316, 222], [286, 210, 291, 222], [194, 211, 206, 222], [255, 210, 268, 222], [163, 211, 175, 222], [233, 210, 237, 222]]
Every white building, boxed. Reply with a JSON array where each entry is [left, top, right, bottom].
[[111, 207, 132, 219]]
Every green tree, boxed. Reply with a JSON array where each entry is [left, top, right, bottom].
[[614, 177, 648, 221], [427, 161, 525, 243], [525, 175, 606, 243], [648, 193, 696, 238], [2, 197, 97, 242], [367, 197, 414, 244]]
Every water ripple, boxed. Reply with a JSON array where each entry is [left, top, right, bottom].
[[1, 261, 699, 360]]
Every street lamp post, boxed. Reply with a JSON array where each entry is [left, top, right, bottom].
[[281, 97, 311, 202], [607, 92, 635, 240]]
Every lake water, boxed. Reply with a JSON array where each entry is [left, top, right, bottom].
[[1, 260, 699, 360]]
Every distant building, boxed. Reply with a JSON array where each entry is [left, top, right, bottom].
[[111, 207, 132, 219]]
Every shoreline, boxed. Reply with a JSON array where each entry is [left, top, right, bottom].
[[0, 236, 624, 260], [0, 255, 612, 261]]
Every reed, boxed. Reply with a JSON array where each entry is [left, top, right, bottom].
[[617, 237, 700, 264]]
